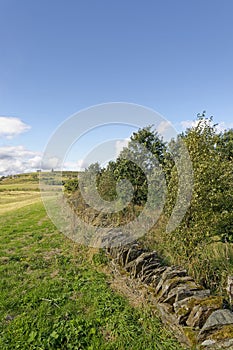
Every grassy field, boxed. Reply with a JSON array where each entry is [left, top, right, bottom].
[[0, 174, 184, 349], [0, 174, 41, 215]]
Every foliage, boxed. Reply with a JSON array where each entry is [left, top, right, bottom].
[[101, 126, 168, 206], [165, 113, 233, 252], [63, 178, 79, 193], [146, 113, 233, 291], [64, 115, 233, 292], [92, 249, 109, 266]]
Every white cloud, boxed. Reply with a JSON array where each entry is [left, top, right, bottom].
[[41, 156, 61, 171], [180, 119, 233, 133], [0, 145, 42, 176], [115, 139, 129, 157], [180, 120, 200, 130], [0, 139, 90, 176], [156, 121, 175, 141], [63, 159, 90, 171], [214, 121, 233, 133], [0, 117, 31, 139], [157, 121, 172, 134]]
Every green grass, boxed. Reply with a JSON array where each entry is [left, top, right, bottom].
[[0, 194, 183, 349]]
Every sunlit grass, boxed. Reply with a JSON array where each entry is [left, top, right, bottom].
[[0, 175, 184, 350]]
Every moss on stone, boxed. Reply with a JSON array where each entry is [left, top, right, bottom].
[[183, 295, 222, 313], [176, 305, 190, 317], [156, 275, 193, 301], [198, 296, 223, 308], [209, 324, 233, 340], [183, 327, 198, 347]]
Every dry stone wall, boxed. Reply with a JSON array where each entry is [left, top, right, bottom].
[[107, 241, 233, 349]]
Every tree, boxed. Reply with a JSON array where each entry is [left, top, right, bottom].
[[165, 113, 233, 256], [112, 126, 168, 205]]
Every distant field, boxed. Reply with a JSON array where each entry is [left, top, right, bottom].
[[0, 183, 39, 191], [0, 173, 183, 350], [0, 191, 41, 214], [0, 174, 41, 214]]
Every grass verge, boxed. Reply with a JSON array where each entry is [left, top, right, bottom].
[[0, 200, 184, 349]]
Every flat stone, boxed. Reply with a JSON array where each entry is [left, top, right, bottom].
[[125, 251, 159, 278], [141, 267, 161, 284], [156, 303, 194, 347], [174, 294, 214, 325], [199, 309, 233, 341], [154, 266, 187, 295], [125, 245, 146, 265], [201, 339, 217, 346], [175, 287, 210, 304], [187, 296, 223, 329], [163, 282, 203, 305], [117, 247, 130, 266], [150, 266, 168, 288], [141, 261, 161, 275], [156, 276, 194, 302], [201, 337, 233, 349], [139, 261, 161, 279]]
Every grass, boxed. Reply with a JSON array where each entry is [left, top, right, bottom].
[[0, 174, 41, 214], [143, 214, 233, 296], [0, 175, 184, 349], [0, 191, 41, 214]]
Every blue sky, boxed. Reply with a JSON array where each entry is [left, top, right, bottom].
[[0, 0, 233, 175]]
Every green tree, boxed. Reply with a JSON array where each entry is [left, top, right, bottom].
[[112, 126, 167, 205], [165, 113, 233, 256]]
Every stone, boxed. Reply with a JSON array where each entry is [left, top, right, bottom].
[[124, 245, 146, 265], [226, 276, 233, 306], [154, 266, 187, 295], [141, 260, 161, 275], [163, 282, 204, 306], [125, 251, 159, 278], [201, 339, 217, 347], [189, 289, 211, 299], [117, 247, 130, 266], [187, 296, 223, 329], [138, 260, 161, 279], [174, 294, 214, 325], [149, 266, 167, 288], [141, 267, 161, 284], [156, 303, 194, 347], [198, 309, 233, 341], [103, 230, 132, 250], [156, 276, 194, 302], [200, 332, 233, 348], [156, 302, 178, 325], [201, 338, 233, 349]]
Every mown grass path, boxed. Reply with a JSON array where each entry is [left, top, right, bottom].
[[0, 178, 184, 349]]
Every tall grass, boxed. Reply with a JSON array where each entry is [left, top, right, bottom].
[[143, 214, 233, 296]]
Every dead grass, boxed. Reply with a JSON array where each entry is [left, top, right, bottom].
[[0, 193, 41, 214]]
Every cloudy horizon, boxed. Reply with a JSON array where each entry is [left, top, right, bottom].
[[0, 114, 232, 177]]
